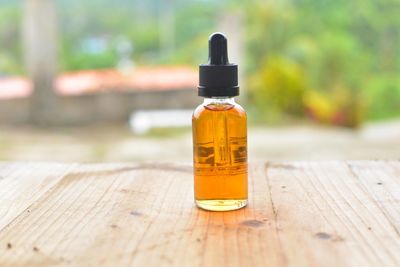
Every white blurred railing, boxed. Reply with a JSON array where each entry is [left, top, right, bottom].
[[129, 109, 192, 134]]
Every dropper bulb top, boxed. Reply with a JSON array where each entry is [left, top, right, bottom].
[[208, 32, 229, 65]]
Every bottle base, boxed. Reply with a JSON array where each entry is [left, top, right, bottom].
[[195, 199, 247, 211]]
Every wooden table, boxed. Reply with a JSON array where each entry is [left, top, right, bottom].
[[0, 161, 399, 267]]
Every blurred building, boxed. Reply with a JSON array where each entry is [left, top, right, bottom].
[[0, 67, 198, 124]]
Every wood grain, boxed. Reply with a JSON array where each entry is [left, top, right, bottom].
[[0, 161, 399, 267]]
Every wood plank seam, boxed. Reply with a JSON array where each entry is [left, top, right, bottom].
[[343, 163, 399, 263], [0, 163, 77, 234], [347, 162, 400, 237], [264, 162, 288, 266]]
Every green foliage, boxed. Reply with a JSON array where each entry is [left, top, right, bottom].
[[249, 57, 306, 120], [245, 0, 400, 125], [363, 75, 400, 120], [0, 5, 22, 74], [62, 51, 117, 70], [132, 24, 160, 63]]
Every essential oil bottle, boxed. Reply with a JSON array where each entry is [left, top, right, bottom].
[[192, 32, 248, 211]]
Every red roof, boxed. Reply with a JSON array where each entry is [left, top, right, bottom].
[[0, 66, 197, 99]]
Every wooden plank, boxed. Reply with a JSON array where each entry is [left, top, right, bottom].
[[0, 162, 75, 230], [266, 161, 400, 267], [0, 161, 399, 267]]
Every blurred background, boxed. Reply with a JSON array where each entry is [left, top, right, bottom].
[[0, 0, 399, 162]]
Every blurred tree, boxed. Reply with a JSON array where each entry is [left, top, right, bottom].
[[244, 0, 400, 126], [23, 0, 59, 125], [249, 57, 307, 121], [363, 75, 400, 120]]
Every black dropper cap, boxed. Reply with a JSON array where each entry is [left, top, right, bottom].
[[198, 32, 239, 97]]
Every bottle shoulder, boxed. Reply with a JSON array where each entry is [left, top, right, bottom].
[[233, 102, 246, 114], [193, 103, 205, 119], [192, 101, 246, 119]]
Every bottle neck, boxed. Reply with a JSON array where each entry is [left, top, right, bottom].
[[203, 97, 235, 105]]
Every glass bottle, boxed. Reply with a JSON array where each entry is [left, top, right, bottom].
[[192, 33, 248, 211]]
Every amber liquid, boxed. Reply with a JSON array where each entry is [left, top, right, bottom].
[[192, 98, 248, 211]]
